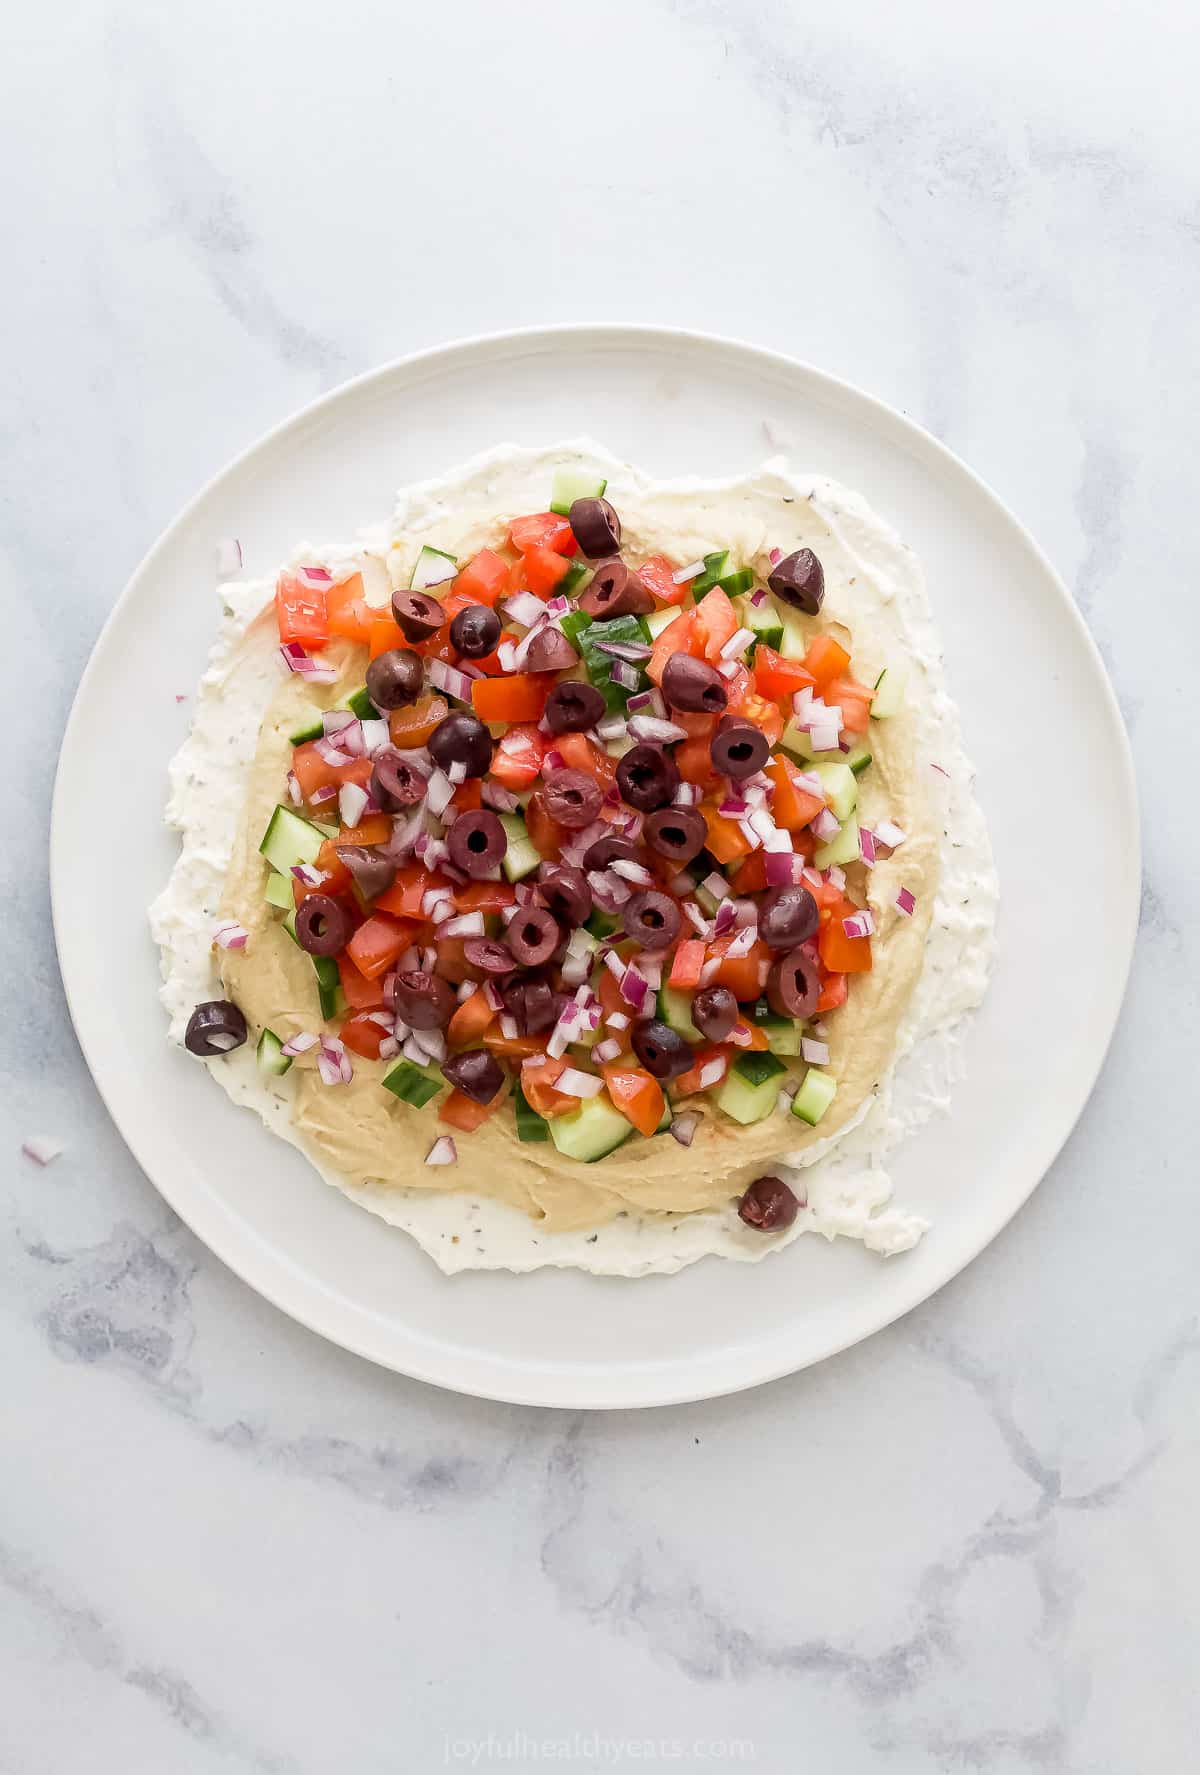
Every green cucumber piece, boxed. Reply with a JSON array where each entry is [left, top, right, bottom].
[[499, 812, 541, 883], [256, 1029, 293, 1077], [792, 1068, 837, 1126], [347, 685, 380, 720], [514, 1083, 551, 1142], [811, 760, 858, 821], [264, 871, 294, 910], [382, 1059, 442, 1108], [738, 593, 783, 652], [549, 1096, 633, 1163], [732, 1050, 787, 1088], [645, 605, 684, 641], [289, 713, 325, 745], [409, 544, 458, 591], [558, 608, 592, 648], [654, 1102, 674, 1135], [814, 814, 861, 869], [259, 805, 327, 875], [690, 550, 730, 598], [657, 986, 701, 1043], [558, 561, 591, 598], [312, 955, 342, 1021], [716, 566, 756, 598], [578, 613, 652, 711], [549, 467, 607, 516], [870, 664, 907, 718], [715, 1054, 787, 1125], [778, 720, 844, 766], [585, 908, 622, 940], [778, 611, 809, 661], [846, 744, 873, 776], [745, 1005, 804, 1056], [282, 906, 299, 945]]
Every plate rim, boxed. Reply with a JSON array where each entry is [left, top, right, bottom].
[[50, 322, 1141, 1408]]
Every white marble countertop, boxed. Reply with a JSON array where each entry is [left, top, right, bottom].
[[6, 2, 1196, 1769]]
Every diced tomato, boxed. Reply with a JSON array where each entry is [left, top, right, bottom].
[[474, 631, 521, 675], [754, 646, 816, 705], [824, 674, 873, 733], [483, 1029, 546, 1060], [438, 1089, 499, 1133], [730, 689, 784, 746], [601, 1067, 664, 1138], [453, 880, 515, 916], [729, 850, 770, 894], [818, 904, 873, 974], [275, 572, 329, 649], [668, 941, 707, 990], [701, 803, 754, 866], [521, 1056, 577, 1118], [804, 633, 851, 689], [706, 933, 771, 1001], [324, 573, 373, 644], [368, 612, 408, 660], [523, 544, 572, 597], [506, 557, 528, 597], [472, 674, 554, 724], [597, 966, 629, 1023], [674, 1043, 730, 1098], [816, 972, 848, 1013], [340, 1012, 391, 1059], [290, 740, 340, 809], [647, 609, 704, 686], [347, 913, 421, 980], [507, 513, 578, 557], [555, 730, 617, 790], [677, 736, 721, 791], [454, 548, 510, 608], [449, 778, 483, 815], [491, 722, 549, 789], [336, 952, 387, 1011], [525, 791, 567, 859], [673, 711, 717, 740], [375, 864, 439, 920], [767, 755, 824, 831], [447, 986, 497, 1049], [415, 625, 455, 664], [434, 938, 477, 985], [335, 791, 389, 838], [389, 694, 449, 749], [693, 587, 738, 662], [638, 553, 688, 606]]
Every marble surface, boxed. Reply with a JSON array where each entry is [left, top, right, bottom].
[[5, 1, 1196, 1768]]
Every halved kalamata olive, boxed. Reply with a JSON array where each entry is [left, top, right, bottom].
[[759, 883, 819, 950], [582, 832, 640, 872], [390, 588, 445, 642], [738, 1175, 800, 1231], [393, 969, 456, 1030], [506, 907, 561, 967], [661, 653, 728, 715], [616, 743, 680, 812], [768, 948, 821, 1019], [568, 495, 622, 558], [185, 1000, 247, 1057], [541, 768, 602, 829], [446, 808, 507, 877], [622, 889, 682, 950], [523, 627, 580, 674], [502, 975, 556, 1034], [579, 558, 653, 620], [370, 748, 427, 809], [710, 716, 770, 780], [441, 1048, 505, 1106], [428, 711, 494, 778], [537, 862, 592, 927], [365, 647, 424, 711], [463, 936, 515, 976], [545, 680, 607, 734], [632, 1019, 694, 1080], [338, 845, 397, 900], [449, 604, 501, 659], [767, 548, 825, 616], [691, 985, 737, 1043], [644, 806, 708, 865], [296, 893, 356, 956]]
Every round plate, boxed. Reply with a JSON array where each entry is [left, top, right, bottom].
[[51, 326, 1138, 1409]]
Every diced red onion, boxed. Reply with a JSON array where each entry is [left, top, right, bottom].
[[606, 1011, 630, 1031], [429, 658, 477, 705], [589, 869, 631, 911], [895, 887, 917, 917], [764, 849, 796, 887], [503, 589, 547, 629], [297, 564, 334, 587], [281, 1031, 319, 1057], [213, 920, 249, 951], [724, 926, 758, 959], [592, 1037, 623, 1065], [497, 641, 518, 673], [216, 537, 243, 578], [499, 1013, 519, 1040], [792, 768, 824, 797], [619, 965, 648, 1010], [411, 1027, 447, 1063], [812, 808, 840, 841], [314, 735, 354, 768], [931, 762, 950, 778], [748, 807, 779, 844], [425, 769, 455, 818], [875, 819, 908, 849], [668, 1110, 699, 1146], [727, 1024, 753, 1047], [481, 779, 519, 812], [801, 1036, 830, 1065], [827, 864, 847, 891], [673, 560, 705, 583], [807, 725, 838, 752], [737, 820, 762, 851], [697, 1059, 727, 1090], [401, 1035, 426, 1064], [446, 760, 467, 786], [596, 714, 628, 742], [792, 686, 813, 717], [482, 981, 505, 1013], [322, 709, 356, 736], [717, 660, 741, 680], [557, 1066, 604, 1099], [286, 771, 302, 806], [425, 1136, 457, 1167], [22, 1134, 64, 1165], [596, 639, 652, 663], [309, 783, 337, 805], [291, 862, 326, 887], [768, 547, 782, 567], [719, 796, 748, 819], [698, 957, 721, 986], [732, 898, 758, 928], [619, 809, 645, 840], [720, 626, 755, 660], [360, 718, 391, 756], [609, 659, 640, 693], [317, 1038, 353, 1086], [364, 1010, 395, 1030], [609, 858, 654, 887], [841, 911, 875, 940], [437, 911, 486, 939], [858, 827, 877, 868], [627, 714, 688, 744], [541, 748, 566, 776], [546, 594, 571, 617], [377, 1036, 400, 1061], [700, 871, 730, 903], [338, 782, 369, 830], [672, 782, 701, 807], [683, 900, 712, 936], [670, 870, 697, 895]]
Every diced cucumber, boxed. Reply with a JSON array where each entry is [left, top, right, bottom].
[[814, 814, 861, 869], [738, 593, 783, 652], [264, 872, 294, 910], [347, 685, 380, 720], [259, 805, 326, 875], [409, 545, 458, 591], [558, 561, 591, 598], [499, 812, 541, 883], [779, 720, 844, 766], [549, 467, 607, 516], [870, 664, 907, 718], [716, 566, 756, 597], [695, 877, 725, 916], [282, 907, 299, 945], [846, 744, 873, 776], [657, 986, 701, 1043], [792, 1068, 837, 1126], [559, 608, 592, 648], [256, 1029, 293, 1077], [312, 955, 342, 1021], [549, 1095, 633, 1163], [578, 612, 652, 711], [289, 713, 324, 745], [645, 605, 683, 641], [811, 760, 858, 821], [382, 1059, 442, 1108], [514, 1083, 551, 1142], [653, 1103, 674, 1135], [778, 610, 809, 661], [715, 1051, 787, 1125], [585, 908, 622, 940], [690, 550, 730, 598], [745, 1005, 804, 1056]]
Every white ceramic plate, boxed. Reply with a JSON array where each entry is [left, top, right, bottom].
[[51, 326, 1138, 1409]]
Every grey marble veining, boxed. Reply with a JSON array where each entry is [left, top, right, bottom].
[[4, 2, 1197, 1769]]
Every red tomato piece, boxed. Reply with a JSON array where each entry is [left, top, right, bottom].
[[601, 1068, 665, 1138], [638, 553, 688, 606], [340, 1012, 391, 1059], [693, 587, 738, 662], [490, 722, 549, 790], [336, 953, 387, 1011], [472, 674, 555, 724], [525, 792, 567, 860], [754, 646, 816, 705], [447, 986, 497, 1049], [389, 694, 449, 749], [275, 572, 329, 649], [523, 545, 572, 597], [816, 972, 848, 1013], [818, 905, 873, 974], [347, 914, 420, 980], [438, 1089, 500, 1132], [555, 730, 617, 790], [368, 612, 408, 660], [507, 513, 578, 557], [804, 634, 851, 689], [647, 610, 704, 686], [767, 755, 824, 831], [668, 941, 707, 990], [454, 549, 510, 607]]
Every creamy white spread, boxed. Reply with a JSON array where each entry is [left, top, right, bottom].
[[150, 443, 997, 1277]]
